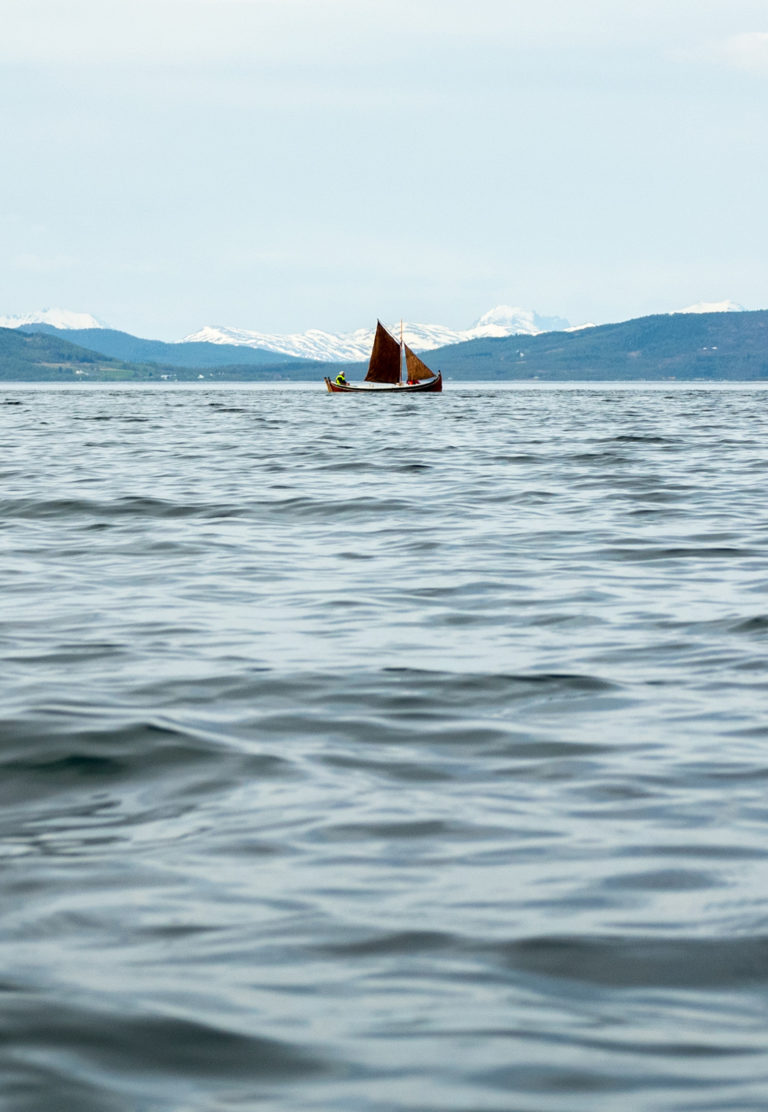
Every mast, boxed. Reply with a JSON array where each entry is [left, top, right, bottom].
[[400, 319, 404, 384]]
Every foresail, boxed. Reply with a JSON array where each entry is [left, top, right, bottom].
[[364, 321, 401, 384], [404, 344, 435, 382]]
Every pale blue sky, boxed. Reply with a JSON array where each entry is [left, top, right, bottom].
[[2, 0, 767, 338]]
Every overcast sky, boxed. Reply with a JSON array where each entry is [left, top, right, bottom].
[[2, 0, 767, 338]]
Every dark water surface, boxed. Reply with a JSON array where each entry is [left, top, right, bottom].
[[2, 383, 768, 1111]]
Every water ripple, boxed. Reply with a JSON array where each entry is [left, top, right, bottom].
[[2, 384, 768, 1111]]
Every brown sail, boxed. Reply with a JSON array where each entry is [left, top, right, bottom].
[[404, 344, 435, 382], [364, 321, 401, 384]]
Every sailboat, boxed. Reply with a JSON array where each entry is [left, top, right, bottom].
[[324, 321, 442, 393]]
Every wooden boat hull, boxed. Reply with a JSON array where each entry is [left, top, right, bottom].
[[325, 373, 442, 394]]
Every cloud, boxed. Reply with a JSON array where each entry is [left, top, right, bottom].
[[0, 0, 673, 67], [693, 31, 768, 71], [720, 31, 768, 69]]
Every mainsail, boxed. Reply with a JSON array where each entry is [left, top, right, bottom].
[[404, 344, 435, 382], [364, 321, 402, 384]]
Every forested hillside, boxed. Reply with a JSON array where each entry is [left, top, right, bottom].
[[3, 310, 768, 381], [0, 328, 323, 381], [427, 310, 768, 380], [20, 324, 309, 369]]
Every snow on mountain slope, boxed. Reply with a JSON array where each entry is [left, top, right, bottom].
[[182, 306, 573, 363], [185, 324, 377, 362], [471, 306, 571, 336], [0, 308, 106, 330], [675, 300, 745, 314], [2, 301, 745, 362]]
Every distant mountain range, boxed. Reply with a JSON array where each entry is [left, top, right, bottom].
[[429, 308, 768, 382], [0, 308, 106, 331], [1, 303, 765, 383], [0, 301, 746, 363], [0, 305, 573, 362], [182, 307, 574, 361], [0, 326, 322, 382], [14, 325, 321, 370]]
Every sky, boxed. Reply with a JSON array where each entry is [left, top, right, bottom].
[[2, 0, 768, 338]]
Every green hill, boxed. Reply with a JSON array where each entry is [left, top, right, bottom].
[[0, 327, 160, 380], [20, 324, 309, 369], [427, 310, 768, 381], [3, 310, 768, 382], [0, 328, 324, 382]]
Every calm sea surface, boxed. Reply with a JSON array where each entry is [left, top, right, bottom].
[[2, 383, 768, 1112]]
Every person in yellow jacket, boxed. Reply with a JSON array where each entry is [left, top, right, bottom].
[[335, 371, 348, 387]]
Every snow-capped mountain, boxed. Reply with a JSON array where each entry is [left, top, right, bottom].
[[471, 306, 571, 336], [182, 306, 572, 363], [1, 301, 747, 362], [675, 300, 745, 315], [0, 307, 106, 330]]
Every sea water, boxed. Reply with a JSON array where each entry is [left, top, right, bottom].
[[2, 383, 768, 1111]]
